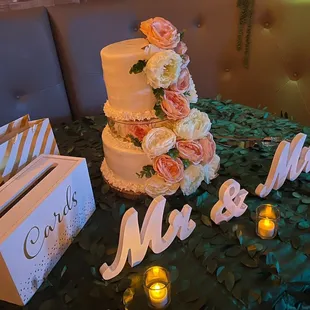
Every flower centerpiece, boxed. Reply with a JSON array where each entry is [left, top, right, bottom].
[[129, 17, 220, 197]]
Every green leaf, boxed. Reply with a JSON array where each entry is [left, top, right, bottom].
[[241, 256, 258, 268], [153, 87, 165, 102], [129, 59, 147, 74], [196, 191, 208, 207], [154, 103, 166, 120], [182, 159, 191, 169], [297, 220, 310, 230], [292, 192, 302, 198], [136, 165, 155, 178], [236, 230, 244, 245], [248, 289, 262, 304], [167, 148, 179, 159], [265, 252, 280, 273], [119, 204, 126, 217], [301, 197, 310, 204], [168, 266, 179, 283], [225, 245, 242, 257], [297, 204, 308, 213], [127, 134, 142, 147], [224, 272, 235, 291], [60, 265, 67, 278], [228, 124, 235, 133], [216, 266, 226, 283], [180, 30, 186, 40], [201, 214, 212, 227], [101, 183, 110, 195], [291, 236, 301, 249], [207, 259, 218, 274]]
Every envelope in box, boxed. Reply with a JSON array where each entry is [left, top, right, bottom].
[[0, 115, 59, 184], [0, 154, 96, 306]]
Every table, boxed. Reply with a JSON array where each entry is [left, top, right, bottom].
[[1, 99, 310, 310]]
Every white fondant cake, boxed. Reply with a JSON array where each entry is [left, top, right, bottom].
[[100, 17, 219, 197], [101, 38, 156, 117]]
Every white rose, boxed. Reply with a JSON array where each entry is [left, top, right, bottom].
[[142, 127, 176, 158], [185, 75, 198, 103], [174, 108, 211, 140], [145, 175, 179, 198], [203, 154, 220, 184], [144, 50, 182, 89], [180, 164, 204, 196]]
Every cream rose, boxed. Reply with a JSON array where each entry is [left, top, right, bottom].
[[144, 50, 182, 89], [142, 127, 176, 158], [203, 154, 220, 184], [185, 75, 198, 103], [145, 175, 180, 198], [180, 164, 204, 196], [174, 108, 211, 140], [140, 17, 180, 49]]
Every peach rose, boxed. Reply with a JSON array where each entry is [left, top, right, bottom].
[[176, 140, 203, 165], [181, 54, 190, 69], [154, 155, 184, 183], [169, 68, 190, 93], [161, 90, 190, 121], [140, 17, 180, 49], [175, 41, 188, 55], [199, 133, 216, 165], [130, 125, 151, 141]]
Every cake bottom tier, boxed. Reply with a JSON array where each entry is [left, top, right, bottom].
[[101, 126, 152, 194]]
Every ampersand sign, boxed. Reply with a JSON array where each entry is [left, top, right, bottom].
[[210, 179, 248, 224]]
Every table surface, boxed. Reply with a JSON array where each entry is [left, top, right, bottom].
[[1, 99, 310, 310]]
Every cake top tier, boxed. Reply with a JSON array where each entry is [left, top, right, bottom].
[[101, 38, 148, 60]]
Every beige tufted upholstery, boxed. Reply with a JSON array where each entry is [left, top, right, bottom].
[[124, 0, 310, 125]]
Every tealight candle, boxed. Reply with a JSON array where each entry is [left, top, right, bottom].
[[258, 218, 275, 238], [256, 204, 280, 239], [149, 282, 168, 308], [143, 266, 171, 309]]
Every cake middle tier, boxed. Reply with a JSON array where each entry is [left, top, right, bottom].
[[101, 125, 152, 193], [101, 38, 156, 120]]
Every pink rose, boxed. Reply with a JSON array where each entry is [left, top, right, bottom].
[[161, 90, 190, 120], [130, 125, 151, 141], [140, 17, 180, 49], [181, 54, 190, 69], [199, 133, 216, 165], [175, 41, 188, 55], [176, 140, 203, 165], [154, 155, 184, 183], [169, 68, 190, 93]]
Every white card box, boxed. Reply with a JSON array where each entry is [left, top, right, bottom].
[[0, 154, 96, 306]]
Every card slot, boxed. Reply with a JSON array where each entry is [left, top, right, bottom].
[[0, 164, 57, 218]]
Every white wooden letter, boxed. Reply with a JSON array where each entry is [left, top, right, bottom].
[[255, 133, 310, 198], [210, 179, 248, 224], [99, 195, 196, 280]]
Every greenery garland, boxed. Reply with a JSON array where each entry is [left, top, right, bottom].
[[237, 0, 255, 68]]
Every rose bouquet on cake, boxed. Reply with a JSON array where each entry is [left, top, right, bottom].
[[130, 17, 220, 197]]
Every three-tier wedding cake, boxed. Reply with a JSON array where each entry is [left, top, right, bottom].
[[100, 17, 220, 198]]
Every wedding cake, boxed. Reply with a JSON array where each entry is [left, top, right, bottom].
[[100, 17, 220, 198]]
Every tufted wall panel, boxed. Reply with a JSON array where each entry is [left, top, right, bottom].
[[50, 0, 310, 124], [47, 4, 138, 118], [0, 7, 72, 126]]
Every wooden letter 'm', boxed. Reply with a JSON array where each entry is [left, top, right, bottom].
[[99, 195, 196, 280]]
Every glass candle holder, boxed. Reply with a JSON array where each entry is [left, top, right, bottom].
[[143, 266, 171, 309], [256, 204, 280, 239]]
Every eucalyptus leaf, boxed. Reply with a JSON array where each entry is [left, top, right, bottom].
[[292, 192, 302, 199], [301, 197, 310, 204], [241, 256, 258, 268], [196, 191, 208, 207], [224, 272, 235, 291], [297, 204, 308, 213], [216, 266, 227, 283], [291, 236, 301, 249], [248, 289, 262, 304], [226, 245, 242, 257], [201, 214, 212, 227], [101, 183, 110, 195], [168, 266, 179, 283], [39, 300, 57, 310], [207, 259, 218, 274], [297, 220, 310, 229]]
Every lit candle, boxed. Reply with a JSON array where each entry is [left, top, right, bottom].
[[149, 282, 168, 309], [258, 218, 275, 238]]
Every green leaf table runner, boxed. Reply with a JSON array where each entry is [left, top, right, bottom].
[[1, 100, 309, 310]]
